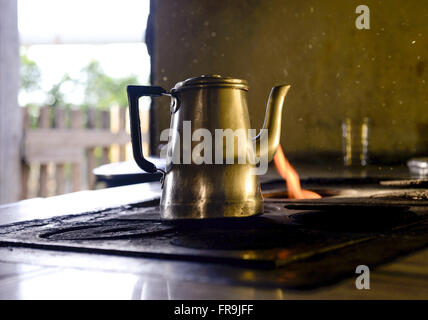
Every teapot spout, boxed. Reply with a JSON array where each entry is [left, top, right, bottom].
[[254, 85, 290, 162]]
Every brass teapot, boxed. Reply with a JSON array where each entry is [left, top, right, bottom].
[[127, 75, 290, 220]]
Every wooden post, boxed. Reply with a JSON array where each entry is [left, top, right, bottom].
[[0, 0, 20, 204], [109, 105, 119, 162], [109, 106, 128, 162], [38, 107, 50, 197], [119, 107, 127, 161], [54, 108, 66, 195], [87, 108, 97, 189], [70, 109, 83, 191], [101, 110, 110, 164]]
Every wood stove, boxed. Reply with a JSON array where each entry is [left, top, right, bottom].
[[1, 168, 427, 292]]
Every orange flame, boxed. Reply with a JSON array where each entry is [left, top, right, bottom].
[[273, 145, 321, 199]]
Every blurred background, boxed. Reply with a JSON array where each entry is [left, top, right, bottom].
[[1, 0, 151, 203], [18, 0, 150, 109], [1, 0, 427, 204]]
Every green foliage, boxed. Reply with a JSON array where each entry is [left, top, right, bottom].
[[80, 60, 138, 109], [20, 53, 41, 92], [20, 53, 138, 109], [45, 74, 75, 108]]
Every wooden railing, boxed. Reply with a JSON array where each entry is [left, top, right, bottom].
[[20, 105, 150, 199]]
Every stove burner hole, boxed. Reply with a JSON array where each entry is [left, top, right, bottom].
[[39, 221, 175, 240], [289, 209, 420, 232], [263, 189, 341, 199]]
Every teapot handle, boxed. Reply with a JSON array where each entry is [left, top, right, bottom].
[[127, 85, 166, 174]]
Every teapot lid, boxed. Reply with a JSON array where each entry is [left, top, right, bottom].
[[171, 75, 248, 92]]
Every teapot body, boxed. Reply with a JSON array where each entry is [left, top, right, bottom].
[[162, 77, 263, 219], [127, 75, 289, 220]]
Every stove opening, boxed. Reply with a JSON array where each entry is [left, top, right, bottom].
[[273, 145, 322, 199], [263, 189, 341, 199]]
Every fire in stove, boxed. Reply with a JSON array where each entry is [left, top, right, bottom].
[[272, 145, 322, 199]]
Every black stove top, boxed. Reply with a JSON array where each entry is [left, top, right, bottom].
[[1, 179, 428, 289]]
